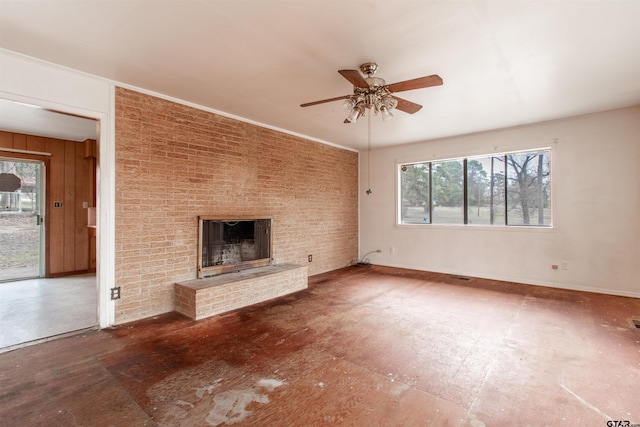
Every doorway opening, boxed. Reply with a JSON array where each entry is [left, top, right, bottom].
[[0, 98, 100, 350]]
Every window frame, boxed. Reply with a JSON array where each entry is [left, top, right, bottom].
[[396, 148, 553, 228]]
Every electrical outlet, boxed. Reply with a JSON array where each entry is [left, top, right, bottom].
[[308, 255, 312, 262], [561, 261, 568, 270], [552, 264, 559, 270], [390, 247, 396, 254]]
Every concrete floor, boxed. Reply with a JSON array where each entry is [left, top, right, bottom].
[[0, 274, 97, 350], [0, 265, 639, 426]]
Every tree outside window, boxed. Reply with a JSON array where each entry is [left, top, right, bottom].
[[399, 149, 551, 226]]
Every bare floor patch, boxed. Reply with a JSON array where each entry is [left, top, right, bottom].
[[155, 375, 285, 426], [205, 379, 285, 426]]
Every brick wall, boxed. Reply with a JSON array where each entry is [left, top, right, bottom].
[[114, 87, 358, 323]]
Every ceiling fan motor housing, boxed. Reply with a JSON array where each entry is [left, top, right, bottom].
[[364, 76, 385, 88], [360, 62, 379, 76]]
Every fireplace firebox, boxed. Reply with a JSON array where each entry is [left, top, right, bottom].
[[197, 217, 272, 278]]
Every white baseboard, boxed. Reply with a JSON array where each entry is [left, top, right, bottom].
[[374, 262, 640, 299]]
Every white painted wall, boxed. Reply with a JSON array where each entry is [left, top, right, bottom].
[[0, 49, 116, 326], [359, 107, 640, 298]]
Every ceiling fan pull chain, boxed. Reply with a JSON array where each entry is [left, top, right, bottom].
[[366, 109, 372, 195]]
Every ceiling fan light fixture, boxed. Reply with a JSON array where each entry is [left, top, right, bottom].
[[342, 97, 356, 111], [380, 106, 393, 121], [346, 103, 365, 123], [345, 88, 397, 123], [383, 95, 398, 111]]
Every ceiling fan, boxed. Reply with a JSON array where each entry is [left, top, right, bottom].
[[300, 62, 443, 123]]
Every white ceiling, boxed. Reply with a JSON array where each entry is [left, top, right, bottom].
[[0, 0, 639, 151], [0, 99, 97, 142]]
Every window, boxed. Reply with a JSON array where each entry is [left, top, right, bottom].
[[432, 159, 464, 224], [400, 162, 430, 224], [465, 156, 505, 225], [399, 150, 551, 226]]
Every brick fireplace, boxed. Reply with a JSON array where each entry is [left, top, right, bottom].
[[115, 87, 358, 324], [174, 216, 307, 320]]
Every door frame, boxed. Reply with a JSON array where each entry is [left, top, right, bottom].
[[0, 91, 114, 329], [0, 154, 49, 279]]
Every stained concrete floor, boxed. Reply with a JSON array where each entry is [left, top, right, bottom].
[[0, 266, 639, 426], [0, 274, 97, 350]]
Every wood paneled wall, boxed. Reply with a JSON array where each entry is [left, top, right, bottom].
[[0, 131, 95, 276]]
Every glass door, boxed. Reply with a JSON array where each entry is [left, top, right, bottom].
[[0, 158, 44, 281]]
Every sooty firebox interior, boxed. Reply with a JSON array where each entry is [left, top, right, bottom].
[[198, 217, 272, 278]]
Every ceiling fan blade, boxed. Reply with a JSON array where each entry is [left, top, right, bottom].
[[393, 96, 423, 114], [338, 69, 369, 89], [300, 95, 350, 107], [386, 74, 443, 93]]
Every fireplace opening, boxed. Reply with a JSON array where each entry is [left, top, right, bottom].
[[198, 217, 272, 278]]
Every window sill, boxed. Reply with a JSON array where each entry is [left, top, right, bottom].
[[395, 223, 556, 233]]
